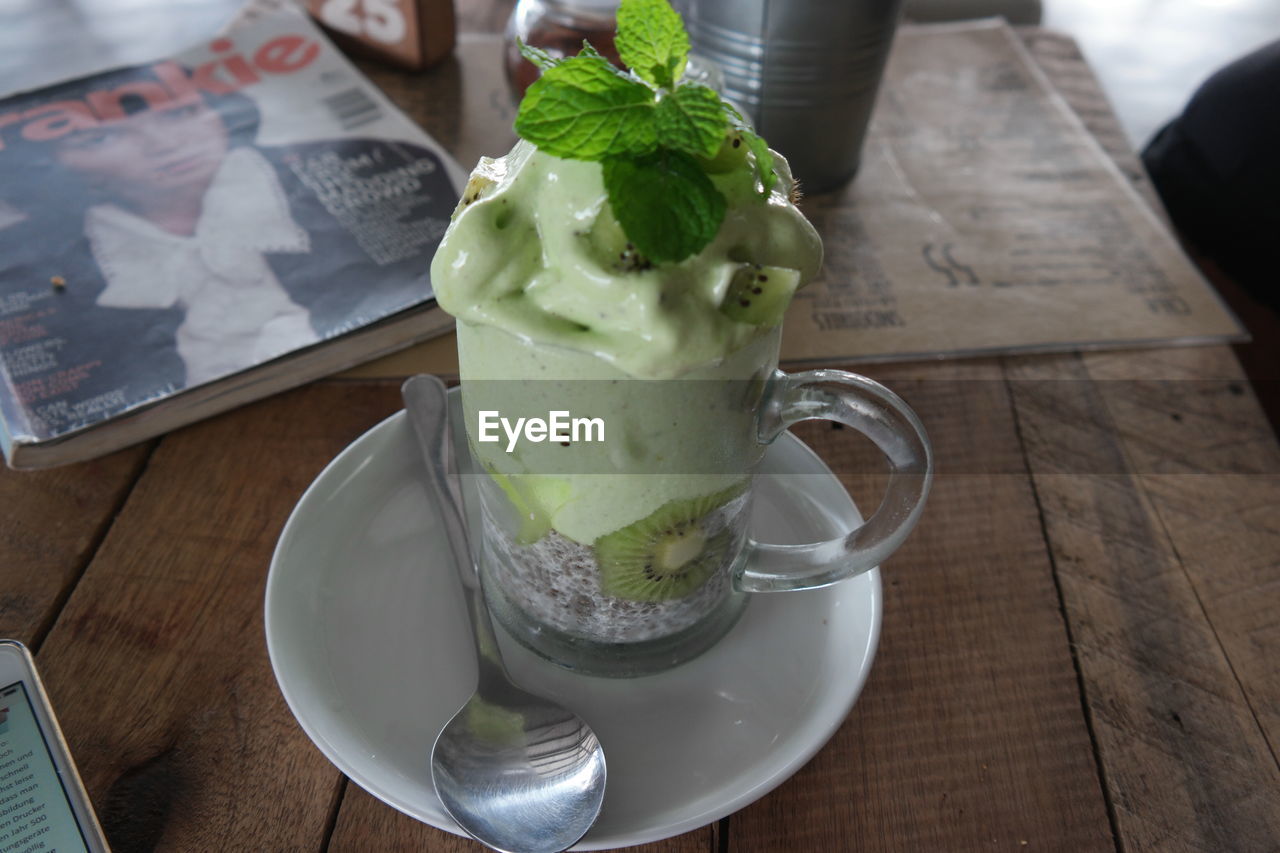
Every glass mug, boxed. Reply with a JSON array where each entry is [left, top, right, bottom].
[[457, 322, 932, 677]]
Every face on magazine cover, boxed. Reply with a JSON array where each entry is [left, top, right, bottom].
[[0, 63, 451, 422], [0, 71, 262, 235], [52, 100, 231, 208]]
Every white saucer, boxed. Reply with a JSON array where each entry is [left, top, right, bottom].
[[265, 403, 881, 850]]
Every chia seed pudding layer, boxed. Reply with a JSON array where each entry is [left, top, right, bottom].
[[481, 496, 747, 644]]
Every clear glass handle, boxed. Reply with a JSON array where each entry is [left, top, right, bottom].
[[737, 369, 934, 593]]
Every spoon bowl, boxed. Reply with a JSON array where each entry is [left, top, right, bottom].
[[402, 374, 607, 853], [433, 693, 606, 853]]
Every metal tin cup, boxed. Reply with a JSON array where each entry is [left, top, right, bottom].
[[674, 0, 904, 193]]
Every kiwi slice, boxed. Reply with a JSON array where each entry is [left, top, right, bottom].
[[453, 172, 496, 220], [594, 486, 745, 602], [698, 131, 750, 174], [720, 263, 801, 326], [582, 204, 652, 272]]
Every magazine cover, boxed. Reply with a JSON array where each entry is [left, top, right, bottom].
[[0, 6, 463, 466]]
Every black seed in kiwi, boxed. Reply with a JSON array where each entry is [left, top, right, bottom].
[[594, 486, 745, 602], [453, 172, 497, 220], [582, 204, 653, 272], [720, 263, 801, 326], [698, 131, 750, 174]]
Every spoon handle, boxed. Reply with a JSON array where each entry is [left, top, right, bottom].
[[402, 375, 505, 674]]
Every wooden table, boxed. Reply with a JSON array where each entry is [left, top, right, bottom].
[[2, 1, 1279, 851]]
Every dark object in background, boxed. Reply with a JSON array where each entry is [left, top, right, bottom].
[[504, 0, 623, 99], [305, 0, 455, 70], [1143, 39, 1280, 312], [677, 0, 904, 194]]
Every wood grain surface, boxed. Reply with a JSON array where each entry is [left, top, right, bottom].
[[739, 360, 1115, 852], [33, 384, 404, 850], [0, 446, 150, 644], [1007, 349, 1280, 852]]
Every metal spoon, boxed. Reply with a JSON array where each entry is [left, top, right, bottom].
[[402, 375, 607, 853]]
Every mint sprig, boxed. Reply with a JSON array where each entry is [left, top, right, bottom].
[[515, 55, 657, 160], [514, 0, 780, 263], [615, 0, 689, 90], [603, 150, 726, 263], [655, 84, 724, 158], [518, 40, 562, 72]]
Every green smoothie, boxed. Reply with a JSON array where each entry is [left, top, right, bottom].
[[425, 0, 824, 664], [432, 140, 821, 543]]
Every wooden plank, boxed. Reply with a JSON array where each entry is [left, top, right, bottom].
[[1010, 32, 1280, 848], [0, 446, 150, 643], [31, 382, 403, 851], [1005, 348, 1280, 852], [1085, 344, 1280, 767], [329, 783, 717, 852], [728, 360, 1114, 851]]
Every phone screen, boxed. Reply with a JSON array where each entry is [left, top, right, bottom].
[[0, 681, 91, 853]]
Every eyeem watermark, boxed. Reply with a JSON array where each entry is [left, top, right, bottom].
[[477, 410, 605, 453]]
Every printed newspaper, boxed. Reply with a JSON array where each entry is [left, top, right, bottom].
[[0, 5, 463, 468]]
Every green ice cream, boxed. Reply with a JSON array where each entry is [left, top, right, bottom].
[[431, 139, 821, 379], [430, 140, 821, 544]]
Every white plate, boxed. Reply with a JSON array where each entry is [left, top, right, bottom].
[[265, 404, 881, 850]]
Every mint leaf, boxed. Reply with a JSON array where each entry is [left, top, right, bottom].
[[615, 0, 689, 89], [740, 129, 778, 195], [518, 39, 562, 71], [719, 101, 778, 195], [603, 149, 726, 262], [515, 55, 658, 160], [655, 84, 725, 158], [719, 99, 747, 126], [579, 41, 606, 61]]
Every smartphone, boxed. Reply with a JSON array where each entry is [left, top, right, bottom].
[[0, 640, 109, 852]]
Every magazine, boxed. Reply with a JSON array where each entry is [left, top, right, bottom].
[[0, 5, 462, 468]]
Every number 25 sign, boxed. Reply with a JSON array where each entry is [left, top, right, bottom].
[[306, 0, 456, 70]]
